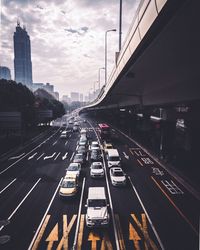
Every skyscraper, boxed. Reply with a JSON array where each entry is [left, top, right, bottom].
[[14, 21, 32, 87]]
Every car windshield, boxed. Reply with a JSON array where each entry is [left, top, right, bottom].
[[113, 171, 124, 176], [62, 180, 75, 188], [109, 156, 120, 161], [74, 155, 82, 160], [92, 149, 101, 154], [88, 199, 106, 207], [68, 165, 79, 171], [92, 165, 102, 169]]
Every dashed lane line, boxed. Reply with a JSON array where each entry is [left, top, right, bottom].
[[28, 178, 63, 250], [0, 178, 17, 195], [0, 129, 61, 175], [0, 178, 41, 232]]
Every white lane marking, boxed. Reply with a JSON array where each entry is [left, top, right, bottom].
[[123, 151, 129, 159], [28, 152, 38, 160], [116, 127, 200, 200], [0, 128, 61, 175], [54, 152, 61, 161], [9, 153, 25, 160], [128, 176, 165, 250], [70, 152, 75, 162], [69, 134, 72, 138], [53, 140, 58, 146], [0, 178, 41, 232], [87, 120, 120, 250], [161, 180, 184, 195], [72, 178, 86, 249], [86, 152, 89, 161], [65, 141, 68, 146], [28, 178, 63, 250], [44, 152, 56, 160], [37, 153, 45, 161], [62, 152, 68, 160], [0, 178, 17, 195]]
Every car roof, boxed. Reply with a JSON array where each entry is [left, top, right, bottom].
[[92, 162, 103, 166], [69, 162, 80, 167], [111, 167, 123, 172]]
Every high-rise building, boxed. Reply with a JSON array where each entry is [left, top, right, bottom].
[[79, 93, 83, 102], [14, 21, 32, 87], [0, 66, 11, 80], [70, 92, 79, 102]]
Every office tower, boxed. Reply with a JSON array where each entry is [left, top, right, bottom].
[[14, 21, 32, 87], [0, 66, 11, 80], [70, 92, 79, 102]]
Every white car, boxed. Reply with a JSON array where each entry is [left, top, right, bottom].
[[109, 167, 126, 186], [90, 162, 104, 178], [59, 175, 78, 197], [90, 141, 100, 150], [66, 163, 81, 178]]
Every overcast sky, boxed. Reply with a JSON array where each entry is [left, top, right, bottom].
[[0, 0, 140, 99]]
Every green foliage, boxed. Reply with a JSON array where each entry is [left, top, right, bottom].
[[0, 79, 65, 126]]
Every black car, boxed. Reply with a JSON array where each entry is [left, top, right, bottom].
[[90, 149, 102, 162]]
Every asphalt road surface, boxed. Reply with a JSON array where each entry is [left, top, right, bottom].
[[0, 115, 199, 250]]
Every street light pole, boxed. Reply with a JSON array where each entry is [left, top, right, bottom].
[[98, 67, 105, 90], [105, 29, 116, 85], [119, 0, 122, 51]]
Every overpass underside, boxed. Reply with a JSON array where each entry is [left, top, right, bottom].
[[89, 0, 200, 110]]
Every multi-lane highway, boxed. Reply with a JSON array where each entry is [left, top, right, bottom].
[[0, 115, 199, 250]]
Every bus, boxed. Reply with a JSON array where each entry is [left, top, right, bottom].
[[98, 123, 110, 140]]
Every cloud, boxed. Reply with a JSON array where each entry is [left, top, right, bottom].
[[0, 0, 139, 97]]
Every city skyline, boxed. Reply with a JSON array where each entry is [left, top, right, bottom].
[[0, 0, 139, 97]]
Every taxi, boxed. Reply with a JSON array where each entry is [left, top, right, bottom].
[[59, 174, 78, 197]]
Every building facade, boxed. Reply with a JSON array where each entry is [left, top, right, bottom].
[[14, 21, 32, 87], [70, 92, 79, 102], [0, 66, 11, 80]]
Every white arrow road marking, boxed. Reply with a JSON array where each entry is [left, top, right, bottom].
[[28, 152, 38, 160], [44, 152, 56, 160], [37, 153, 45, 161], [123, 152, 129, 160], [62, 152, 68, 160], [54, 152, 60, 161], [9, 153, 25, 160]]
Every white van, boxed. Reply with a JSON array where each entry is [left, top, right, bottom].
[[106, 149, 121, 167], [85, 187, 109, 227]]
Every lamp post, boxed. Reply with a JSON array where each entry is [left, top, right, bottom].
[[98, 67, 105, 90], [119, 0, 122, 51], [105, 29, 116, 85]]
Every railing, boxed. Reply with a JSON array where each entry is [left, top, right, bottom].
[[89, 0, 167, 107]]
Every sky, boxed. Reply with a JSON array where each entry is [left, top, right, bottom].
[[0, 0, 140, 99]]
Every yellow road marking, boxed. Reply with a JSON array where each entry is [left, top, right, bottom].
[[77, 215, 85, 250], [46, 223, 58, 249], [115, 214, 126, 250], [131, 213, 158, 250], [57, 214, 77, 250], [134, 151, 140, 157], [137, 159, 144, 167], [100, 233, 113, 250], [129, 222, 141, 250], [88, 232, 100, 250], [32, 215, 51, 250], [129, 148, 134, 156], [151, 176, 198, 236]]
